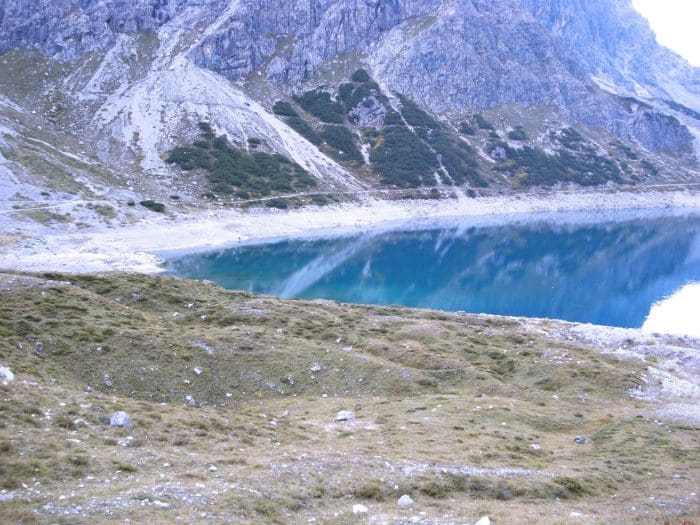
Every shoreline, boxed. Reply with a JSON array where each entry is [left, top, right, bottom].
[[0, 187, 699, 274]]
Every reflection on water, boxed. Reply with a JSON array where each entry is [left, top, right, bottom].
[[643, 283, 700, 338], [165, 213, 700, 332]]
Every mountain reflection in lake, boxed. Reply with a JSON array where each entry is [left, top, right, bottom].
[[165, 213, 700, 330]]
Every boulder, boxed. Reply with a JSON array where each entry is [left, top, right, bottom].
[[335, 410, 355, 422], [475, 517, 491, 525], [397, 494, 414, 507], [109, 411, 132, 428], [0, 366, 14, 382]]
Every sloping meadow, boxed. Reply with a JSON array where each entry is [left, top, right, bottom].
[[0, 272, 697, 523]]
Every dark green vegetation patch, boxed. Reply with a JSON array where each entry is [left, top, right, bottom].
[[166, 123, 316, 198], [271, 70, 487, 189], [319, 125, 363, 164], [494, 140, 622, 187], [139, 199, 165, 213]]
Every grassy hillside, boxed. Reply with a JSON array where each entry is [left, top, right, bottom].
[[0, 272, 697, 523]]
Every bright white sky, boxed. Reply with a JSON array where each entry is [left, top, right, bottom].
[[633, 0, 700, 66]]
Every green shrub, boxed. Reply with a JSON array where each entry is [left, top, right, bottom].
[[197, 121, 215, 139], [351, 69, 371, 82], [557, 127, 585, 150], [320, 125, 363, 164], [614, 141, 638, 159], [284, 116, 321, 144], [139, 200, 166, 213], [494, 141, 622, 187], [427, 129, 486, 187], [383, 109, 404, 126], [265, 198, 289, 209], [165, 146, 211, 170], [474, 114, 494, 130], [641, 160, 659, 176], [459, 122, 476, 135], [294, 89, 345, 123], [272, 101, 298, 117], [508, 127, 528, 141], [166, 124, 316, 198], [397, 95, 440, 128], [371, 125, 438, 188], [339, 80, 385, 111]]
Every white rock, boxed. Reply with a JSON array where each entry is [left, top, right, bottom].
[[193, 367, 202, 375], [310, 363, 322, 373], [0, 366, 14, 382], [352, 504, 368, 515], [208, 465, 218, 472], [475, 517, 491, 525], [185, 394, 196, 406], [109, 411, 132, 428], [397, 494, 414, 507], [335, 410, 355, 422]]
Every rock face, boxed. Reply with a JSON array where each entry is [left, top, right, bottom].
[[0, 0, 697, 181], [0, 0, 194, 60], [190, 0, 441, 84]]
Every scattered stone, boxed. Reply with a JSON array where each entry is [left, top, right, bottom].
[[352, 503, 369, 515], [109, 411, 132, 428], [185, 394, 196, 406], [103, 374, 112, 388], [475, 517, 491, 525], [152, 500, 171, 508], [574, 435, 588, 444], [131, 291, 140, 300], [0, 366, 14, 382], [397, 494, 414, 507], [335, 410, 355, 422], [192, 340, 215, 355], [193, 367, 203, 375], [208, 465, 218, 472], [310, 363, 322, 373]]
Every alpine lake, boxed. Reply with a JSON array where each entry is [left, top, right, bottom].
[[164, 210, 700, 337]]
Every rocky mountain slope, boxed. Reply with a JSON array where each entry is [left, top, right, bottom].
[[0, 0, 699, 231]]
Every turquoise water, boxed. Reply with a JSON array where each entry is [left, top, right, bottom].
[[164, 213, 700, 329]]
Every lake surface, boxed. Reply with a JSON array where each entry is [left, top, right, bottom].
[[164, 212, 700, 333]]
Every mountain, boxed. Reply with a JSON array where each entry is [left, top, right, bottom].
[[0, 0, 698, 224]]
